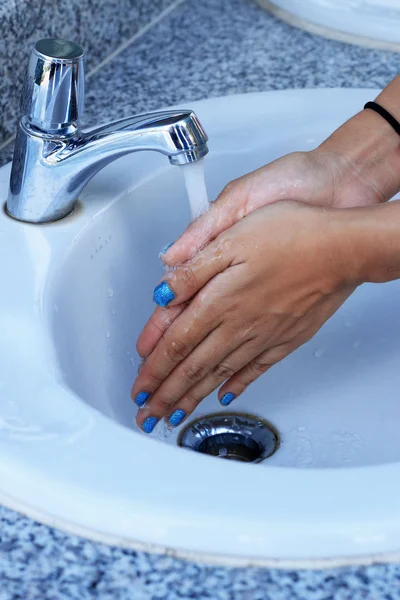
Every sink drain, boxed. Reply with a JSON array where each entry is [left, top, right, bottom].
[[178, 412, 279, 463]]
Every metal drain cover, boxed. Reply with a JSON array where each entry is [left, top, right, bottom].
[[178, 412, 279, 463]]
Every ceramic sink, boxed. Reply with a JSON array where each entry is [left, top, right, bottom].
[[1, 89, 400, 568], [260, 0, 400, 51]]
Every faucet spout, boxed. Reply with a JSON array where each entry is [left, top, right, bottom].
[[66, 109, 209, 167], [6, 39, 209, 224]]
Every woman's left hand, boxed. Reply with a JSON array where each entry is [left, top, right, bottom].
[[132, 201, 355, 432]]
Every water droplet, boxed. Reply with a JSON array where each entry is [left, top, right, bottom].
[[105, 330, 110, 339], [314, 348, 325, 359], [108, 288, 114, 298], [111, 308, 116, 315]]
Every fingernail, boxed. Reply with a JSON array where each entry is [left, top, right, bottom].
[[168, 409, 186, 427], [220, 393, 235, 406], [135, 391, 150, 407], [153, 281, 175, 307], [142, 416, 159, 434], [160, 242, 174, 257]]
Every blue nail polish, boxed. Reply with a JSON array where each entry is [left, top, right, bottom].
[[220, 393, 235, 406], [153, 281, 175, 307], [160, 242, 174, 257], [142, 416, 159, 434], [135, 391, 150, 407], [168, 409, 186, 427]]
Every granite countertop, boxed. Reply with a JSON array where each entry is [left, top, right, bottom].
[[0, 0, 178, 145], [2, 0, 400, 598]]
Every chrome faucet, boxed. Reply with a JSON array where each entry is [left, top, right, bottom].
[[7, 38, 209, 223]]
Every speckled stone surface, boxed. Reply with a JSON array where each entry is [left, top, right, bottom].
[[2, 1, 400, 597], [0, 0, 178, 145], [82, 0, 400, 125], [2, 502, 400, 600]]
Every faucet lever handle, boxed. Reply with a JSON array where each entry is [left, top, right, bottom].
[[21, 38, 85, 134]]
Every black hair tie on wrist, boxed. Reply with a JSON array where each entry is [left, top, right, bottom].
[[364, 101, 400, 137]]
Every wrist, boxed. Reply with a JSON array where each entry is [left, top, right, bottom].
[[331, 202, 400, 286], [316, 85, 400, 206]]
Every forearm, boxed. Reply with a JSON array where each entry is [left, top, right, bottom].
[[317, 75, 400, 204]]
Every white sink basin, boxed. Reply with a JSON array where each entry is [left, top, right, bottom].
[[1, 89, 400, 568], [261, 0, 400, 51]]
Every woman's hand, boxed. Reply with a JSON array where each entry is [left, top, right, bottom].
[[132, 80, 400, 432], [162, 100, 400, 268], [132, 201, 356, 432], [138, 103, 400, 358]]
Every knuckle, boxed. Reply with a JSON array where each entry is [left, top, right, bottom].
[[220, 179, 238, 198], [143, 367, 164, 386], [267, 344, 291, 364], [250, 359, 271, 377], [182, 363, 208, 383], [138, 359, 162, 384], [179, 266, 198, 291], [165, 338, 188, 363], [213, 362, 236, 381], [237, 319, 258, 340], [149, 307, 179, 332]]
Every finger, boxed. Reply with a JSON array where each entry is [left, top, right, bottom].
[[136, 280, 321, 414], [155, 319, 322, 427], [131, 271, 234, 405], [136, 325, 252, 418], [218, 305, 336, 401], [136, 304, 186, 358], [217, 342, 296, 402], [137, 337, 262, 431], [162, 156, 303, 267], [152, 238, 235, 308], [161, 177, 251, 267]]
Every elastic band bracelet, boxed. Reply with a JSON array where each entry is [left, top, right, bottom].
[[364, 101, 400, 137]]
